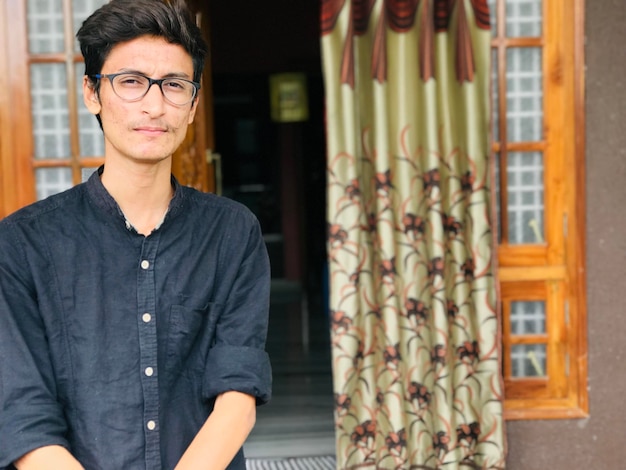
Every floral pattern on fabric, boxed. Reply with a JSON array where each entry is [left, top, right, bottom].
[[322, 1, 506, 468]]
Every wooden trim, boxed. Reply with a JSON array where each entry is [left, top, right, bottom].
[[32, 157, 105, 168], [168, 1, 214, 191], [494, 0, 508, 243], [504, 400, 589, 420], [509, 335, 549, 345], [0, 0, 13, 218], [491, 37, 543, 48], [7, 0, 34, 209], [543, 0, 566, 267], [498, 245, 547, 266], [62, 0, 82, 186], [570, 0, 588, 416], [492, 141, 547, 153], [498, 265, 566, 282], [29, 53, 83, 63]]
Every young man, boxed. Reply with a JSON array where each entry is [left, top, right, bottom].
[[0, 1, 271, 469]]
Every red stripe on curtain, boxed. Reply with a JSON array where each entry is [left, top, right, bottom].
[[386, 0, 420, 32]]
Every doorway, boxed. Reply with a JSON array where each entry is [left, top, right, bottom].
[[206, 1, 334, 458]]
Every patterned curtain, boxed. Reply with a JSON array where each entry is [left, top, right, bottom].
[[321, 1, 506, 468]]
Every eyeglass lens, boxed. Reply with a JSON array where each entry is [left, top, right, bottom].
[[111, 74, 196, 105]]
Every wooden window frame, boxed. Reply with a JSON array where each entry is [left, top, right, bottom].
[[0, 0, 105, 215], [493, 0, 588, 420], [0, 2, 23, 218]]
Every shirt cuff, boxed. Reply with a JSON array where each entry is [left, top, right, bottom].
[[0, 403, 69, 468], [203, 345, 272, 405]]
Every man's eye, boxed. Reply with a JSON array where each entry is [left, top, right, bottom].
[[164, 80, 186, 90], [118, 76, 145, 86]]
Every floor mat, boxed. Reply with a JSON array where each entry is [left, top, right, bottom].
[[246, 455, 336, 470]]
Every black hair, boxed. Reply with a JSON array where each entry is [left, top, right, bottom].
[[77, 0, 207, 86]]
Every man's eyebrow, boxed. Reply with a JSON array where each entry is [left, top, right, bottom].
[[161, 72, 193, 79], [116, 69, 192, 79]]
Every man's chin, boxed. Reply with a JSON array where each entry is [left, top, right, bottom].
[[129, 153, 173, 165]]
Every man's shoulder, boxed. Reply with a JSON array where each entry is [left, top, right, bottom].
[[181, 186, 258, 222], [0, 184, 86, 230]]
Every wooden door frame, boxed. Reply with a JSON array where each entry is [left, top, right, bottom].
[[0, 1, 33, 218], [171, 0, 216, 193], [0, 0, 11, 218]]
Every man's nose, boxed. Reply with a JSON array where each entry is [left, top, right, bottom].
[[141, 82, 166, 114]]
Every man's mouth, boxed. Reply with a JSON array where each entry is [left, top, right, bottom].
[[134, 126, 168, 136]]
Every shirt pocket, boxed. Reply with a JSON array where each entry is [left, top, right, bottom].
[[166, 303, 220, 373]]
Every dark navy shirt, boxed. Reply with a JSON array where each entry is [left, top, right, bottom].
[[0, 169, 272, 469]]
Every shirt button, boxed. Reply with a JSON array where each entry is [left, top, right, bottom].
[[141, 260, 150, 270], [147, 420, 156, 431], [145, 367, 154, 377], [142, 313, 152, 323]]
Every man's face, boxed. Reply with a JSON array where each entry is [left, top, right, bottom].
[[83, 35, 198, 165]]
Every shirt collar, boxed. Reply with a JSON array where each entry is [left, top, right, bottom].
[[86, 165, 186, 231]]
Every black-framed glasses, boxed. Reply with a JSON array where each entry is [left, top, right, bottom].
[[91, 72, 200, 106]]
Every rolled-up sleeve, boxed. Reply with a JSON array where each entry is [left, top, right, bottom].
[[0, 223, 69, 467], [204, 346, 271, 405], [202, 215, 272, 405]]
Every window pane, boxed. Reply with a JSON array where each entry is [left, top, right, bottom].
[[511, 344, 546, 377], [506, 0, 542, 38], [507, 152, 544, 244], [81, 167, 98, 182], [506, 48, 543, 142], [73, 0, 109, 52], [511, 301, 545, 335], [31, 64, 70, 159], [36, 168, 72, 200], [27, 0, 64, 53], [75, 64, 104, 157]]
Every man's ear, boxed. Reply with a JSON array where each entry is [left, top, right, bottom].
[[83, 76, 101, 115], [187, 95, 199, 125]]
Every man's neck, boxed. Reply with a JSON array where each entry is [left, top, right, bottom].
[[100, 159, 174, 236]]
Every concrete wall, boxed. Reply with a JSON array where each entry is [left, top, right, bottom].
[[506, 1, 626, 468]]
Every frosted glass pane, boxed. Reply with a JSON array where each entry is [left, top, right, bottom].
[[511, 344, 546, 377], [507, 152, 544, 244], [81, 167, 98, 182], [506, 0, 542, 38], [506, 48, 543, 142], [75, 64, 104, 156], [511, 301, 545, 335], [31, 64, 70, 159], [73, 0, 109, 52], [36, 168, 72, 200], [28, 0, 64, 53]]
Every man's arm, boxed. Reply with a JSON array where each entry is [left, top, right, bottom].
[[14, 446, 84, 470], [0, 224, 74, 467], [175, 391, 256, 470]]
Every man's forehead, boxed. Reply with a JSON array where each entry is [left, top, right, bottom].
[[102, 35, 194, 76]]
